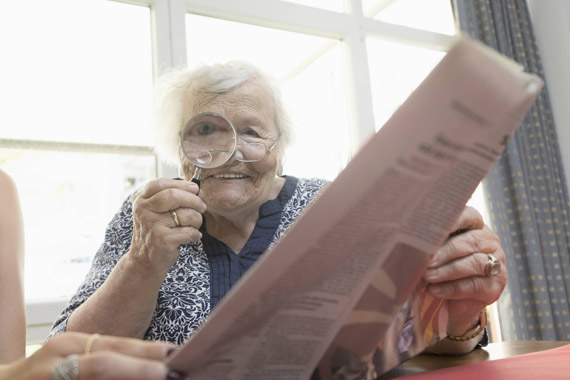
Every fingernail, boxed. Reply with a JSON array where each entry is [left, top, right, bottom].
[[188, 183, 199, 192], [166, 370, 190, 380]]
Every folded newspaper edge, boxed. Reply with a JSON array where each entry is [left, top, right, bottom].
[[166, 35, 543, 380]]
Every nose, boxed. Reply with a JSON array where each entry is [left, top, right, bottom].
[[233, 148, 246, 162]]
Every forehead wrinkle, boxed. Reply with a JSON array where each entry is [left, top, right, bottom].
[[190, 94, 230, 116], [189, 80, 278, 135], [234, 85, 278, 133]]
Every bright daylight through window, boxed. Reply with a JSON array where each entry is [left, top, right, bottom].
[[0, 0, 154, 301]]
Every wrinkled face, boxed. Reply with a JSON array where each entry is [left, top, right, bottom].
[[181, 80, 281, 216]]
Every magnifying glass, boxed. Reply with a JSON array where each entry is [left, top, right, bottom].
[[180, 112, 238, 188]]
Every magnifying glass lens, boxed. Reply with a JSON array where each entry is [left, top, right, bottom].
[[195, 150, 213, 165], [181, 113, 236, 169]]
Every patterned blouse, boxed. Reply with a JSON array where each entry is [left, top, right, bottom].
[[48, 176, 327, 344]]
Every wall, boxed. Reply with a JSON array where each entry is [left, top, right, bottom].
[[527, 0, 570, 185]]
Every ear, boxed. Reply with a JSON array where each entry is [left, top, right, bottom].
[[276, 161, 284, 177]]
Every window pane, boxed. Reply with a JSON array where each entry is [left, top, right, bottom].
[[0, 149, 156, 300], [363, 0, 456, 35], [0, 0, 155, 303], [367, 38, 446, 130], [282, 45, 350, 180], [186, 15, 351, 181], [280, 0, 345, 13], [0, 0, 153, 146]]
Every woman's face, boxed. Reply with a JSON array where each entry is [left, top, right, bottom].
[[181, 79, 282, 217]]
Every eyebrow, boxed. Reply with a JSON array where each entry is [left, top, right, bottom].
[[233, 115, 265, 128]]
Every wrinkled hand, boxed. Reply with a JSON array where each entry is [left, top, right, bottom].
[[2, 332, 180, 380], [130, 178, 206, 274], [423, 206, 507, 336]]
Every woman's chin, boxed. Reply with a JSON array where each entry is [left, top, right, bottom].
[[203, 191, 251, 212]]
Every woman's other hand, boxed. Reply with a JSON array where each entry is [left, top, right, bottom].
[[423, 206, 507, 338]]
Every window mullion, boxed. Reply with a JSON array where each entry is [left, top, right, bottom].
[[344, 0, 376, 156], [150, 0, 187, 78], [150, 0, 187, 178]]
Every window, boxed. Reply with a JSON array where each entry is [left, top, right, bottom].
[[0, 0, 154, 146], [0, 0, 154, 317], [367, 39, 447, 129], [1, 150, 155, 300]]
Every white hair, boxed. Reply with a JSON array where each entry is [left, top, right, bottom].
[[153, 61, 294, 168]]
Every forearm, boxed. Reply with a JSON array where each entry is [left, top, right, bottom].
[[0, 289, 25, 363], [0, 172, 26, 362], [66, 254, 168, 339], [0, 261, 25, 362]]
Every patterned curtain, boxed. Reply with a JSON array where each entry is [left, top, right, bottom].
[[451, 0, 570, 341]]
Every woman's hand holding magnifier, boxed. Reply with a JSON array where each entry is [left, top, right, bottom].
[[130, 178, 206, 275]]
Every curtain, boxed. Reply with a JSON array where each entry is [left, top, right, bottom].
[[451, 0, 570, 341]]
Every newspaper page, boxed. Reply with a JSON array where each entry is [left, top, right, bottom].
[[166, 36, 543, 380]]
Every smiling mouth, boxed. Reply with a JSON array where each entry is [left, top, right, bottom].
[[212, 173, 248, 179]]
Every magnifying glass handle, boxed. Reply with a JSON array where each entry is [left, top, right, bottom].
[[191, 167, 202, 193]]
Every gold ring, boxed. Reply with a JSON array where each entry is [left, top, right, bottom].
[[484, 254, 501, 277], [84, 333, 101, 355], [170, 209, 181, 227]]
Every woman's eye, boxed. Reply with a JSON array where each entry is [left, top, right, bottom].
[[243, 129, 260, 137], [196, 122, 216, 135]]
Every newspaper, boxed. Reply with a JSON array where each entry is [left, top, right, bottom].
[[166, 36, 543, 380]]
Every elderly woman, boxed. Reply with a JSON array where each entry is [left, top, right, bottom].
[[49, 62, 506, 360]]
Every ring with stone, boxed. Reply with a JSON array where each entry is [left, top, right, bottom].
[[484, 254, 501, 277]]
